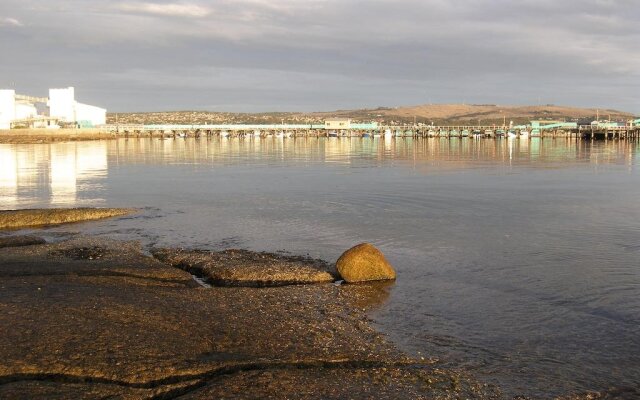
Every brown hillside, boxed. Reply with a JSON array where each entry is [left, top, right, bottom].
[[307, 104, 634, 125], [395, 104, 630, 121], [108, 104, 635, 125]]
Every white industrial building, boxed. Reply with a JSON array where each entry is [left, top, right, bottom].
[[0, 90, 16, 129], [0, 87, 106, 129]]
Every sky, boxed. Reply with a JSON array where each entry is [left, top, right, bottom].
[[1, 0, 638, 113]]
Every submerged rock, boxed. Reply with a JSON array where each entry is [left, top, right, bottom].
[[0, 235, 46, 249], [336, 243, 396, 283], [153, 248, 335, 287], [0, 208, 133, 230]]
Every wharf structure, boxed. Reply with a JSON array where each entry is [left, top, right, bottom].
[[99, 118, 640, 140], [0, 87, 106, 129]]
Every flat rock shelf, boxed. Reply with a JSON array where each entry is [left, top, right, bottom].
[[0, 208, 133, 230], [0, 235, 501, 399], [153, 247, 336, 287]]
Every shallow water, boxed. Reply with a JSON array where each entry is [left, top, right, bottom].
[[1, 137, 639, 398]]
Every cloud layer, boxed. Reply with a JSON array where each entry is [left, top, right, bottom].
[[0, 17, 22, 27], [115, 2, 212, 18], [0, 0, 638, 112]]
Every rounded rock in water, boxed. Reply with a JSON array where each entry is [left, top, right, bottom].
[[336, 243, 396, 283]]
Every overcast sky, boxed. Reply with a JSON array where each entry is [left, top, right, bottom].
[[1, 0, 638, 113]]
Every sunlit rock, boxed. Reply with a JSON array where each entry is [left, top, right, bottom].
[[336, 243, 396, 283]]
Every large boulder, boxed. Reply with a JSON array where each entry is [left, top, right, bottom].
[[336, 243, 396, 283]]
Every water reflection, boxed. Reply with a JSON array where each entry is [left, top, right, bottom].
[[1, 136, 639, 397], [50, 144, 78, 204], [1, 138, 638, 210], [341, 281, 394, 311], [110, 137, 638, 169], [0, 141, 108, 208], [0, 147, 17, 207]]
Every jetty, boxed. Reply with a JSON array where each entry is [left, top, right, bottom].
[[97, 119, 640, 140]]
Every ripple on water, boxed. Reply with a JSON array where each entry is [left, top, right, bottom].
[[1, 138, 639, 398]]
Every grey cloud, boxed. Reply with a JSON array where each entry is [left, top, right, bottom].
[[115, 2, 212, 18], [0, 17, 23, 27], [0, 0, 638, 113]]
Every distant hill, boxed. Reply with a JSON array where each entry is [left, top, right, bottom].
[[108, 104, 635, 125], [307, 104, 634, 125]]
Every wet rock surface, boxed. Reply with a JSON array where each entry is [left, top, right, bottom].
[[0, 235, 46, 249], [0, 238, 194, 284], [50, 245, 109, 261], [153, 248, 336, 287], [0, 380, 199, 400], [177, 367, 501, 400], [336, 243, 397, 283], [555, 387, 640, 400], [0, 237, 500, 399], [0, 208, 133, 230]]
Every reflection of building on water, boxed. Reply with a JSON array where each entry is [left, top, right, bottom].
[[108, 136, 638, 171], [0, 142, 108, 208], [0, 147, 18, 206], [50, 144, 78, 204], [325, 137, 355, 164], [75, 142, 109, 177], [0, 146, 52, 208], [50, 142, 108, 204]]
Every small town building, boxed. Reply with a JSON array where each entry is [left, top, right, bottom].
[[324, 118, 351, 130]]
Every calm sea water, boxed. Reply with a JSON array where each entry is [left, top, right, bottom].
[[1, 137, 639, 398]]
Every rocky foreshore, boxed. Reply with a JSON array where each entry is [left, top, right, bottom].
[[0, 208, 133, 230], [0, 129, 116, 144], [0, 208, 506, 399]]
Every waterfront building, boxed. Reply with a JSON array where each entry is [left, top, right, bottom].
[[0, 87, 106, 129], [0, 90, 16, 129], [324, 118, 351, 130]]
